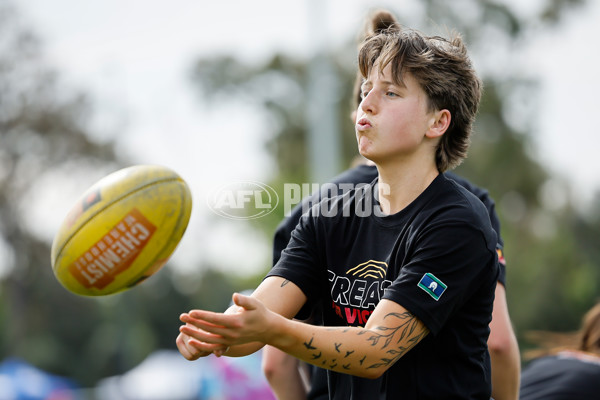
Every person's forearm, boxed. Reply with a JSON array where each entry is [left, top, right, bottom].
[[220, 342, 264, 357], [263, 346, 308, 400], [267, 309, 428, 379], [178, 290, 429, 376], [488, 284, 520, 400], [490, 336, 520, 400], [269, 377, 307, 400]]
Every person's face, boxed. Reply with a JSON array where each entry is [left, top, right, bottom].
[[355, 63, 437, 165]]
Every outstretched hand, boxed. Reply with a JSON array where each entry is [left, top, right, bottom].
[[176, 293, 278, 360]]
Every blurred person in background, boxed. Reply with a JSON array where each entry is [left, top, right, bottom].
[[261, 9, 520, 400], [519, 301, 600, 399]]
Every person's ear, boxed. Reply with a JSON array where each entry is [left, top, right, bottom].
[[426, 109, 451, 139]]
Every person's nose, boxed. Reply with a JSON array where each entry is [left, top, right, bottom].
[[359, 90, 377, 115]]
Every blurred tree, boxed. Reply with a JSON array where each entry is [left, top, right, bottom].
[[0, 0, 127, 384], [0, 0, 265, 386], [0, 0, 195, 386], [188, 0, 596, 360]]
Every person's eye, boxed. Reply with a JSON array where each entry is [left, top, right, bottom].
[[386, 91, 399, 97], [361, 89, 370, 99]]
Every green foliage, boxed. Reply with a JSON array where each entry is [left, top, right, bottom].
[[190, 53, 359, 185]]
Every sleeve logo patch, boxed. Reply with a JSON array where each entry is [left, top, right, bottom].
[[418, 273, 447, 301]]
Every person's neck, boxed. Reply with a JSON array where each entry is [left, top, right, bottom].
[[376, 161, 439, 215]]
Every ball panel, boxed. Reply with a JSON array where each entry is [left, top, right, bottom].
[[64, 207, 158, 293], [51, 165, 192, 296], [51, 164, 184, 266]]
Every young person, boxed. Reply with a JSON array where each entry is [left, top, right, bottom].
[[264, 167, 519, 400], [262, 10, 520, 400], [177, 20, 498, 399], [519, 302, 600, 399]]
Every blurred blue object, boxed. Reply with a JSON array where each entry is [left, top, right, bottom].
[[0, 358, 79, 400]]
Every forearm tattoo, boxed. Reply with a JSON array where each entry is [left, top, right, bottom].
[[302, 310, 428, 374], [364, 311, 427, 369]]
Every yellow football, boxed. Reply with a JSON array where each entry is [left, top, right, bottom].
[[51, 165, 192, 296]]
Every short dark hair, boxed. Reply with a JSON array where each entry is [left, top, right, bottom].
[[357, 25, 482, 172]]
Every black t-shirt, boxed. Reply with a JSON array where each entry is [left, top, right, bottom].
[[271, 165, 505, 400], [520, 351, 600, 399], [267, 173, 499, 399]]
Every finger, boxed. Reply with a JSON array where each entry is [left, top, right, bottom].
[[177, 333, 209, 361], [179, 329, 227, 355], [185, 310, 240, 329], [180, 324, 228, 345], [180, 342, 198, 360], [180, 314, 234, 339], [181, 312, 225, 326], [232, 292, 257, 310], [214, 346, 230, 358], [181, 316, 241, 340], [176, 333, 193, 359], [187, 337, 228, 353], [181, 313, 228, 331]]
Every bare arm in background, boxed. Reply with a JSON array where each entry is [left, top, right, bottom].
[[489, 283, 520, 400], [262, 346, 309, 400]]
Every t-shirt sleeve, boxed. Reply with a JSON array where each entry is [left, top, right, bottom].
[[476, 192, 506, 288], [272, 202, 306, 266], [382, 218, 498, 336]]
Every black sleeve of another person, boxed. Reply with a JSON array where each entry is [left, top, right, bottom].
[[445, 171, 506, 287], [272, 164, 378, 266]]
